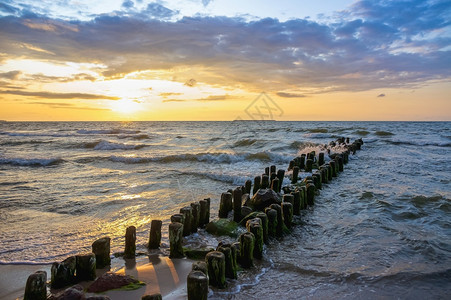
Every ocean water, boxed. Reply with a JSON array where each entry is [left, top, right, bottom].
[[0, 121, 450, 298]]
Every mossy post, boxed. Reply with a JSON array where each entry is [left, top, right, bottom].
[[318, 152, 325, 166], [233, 187, 242, 223], [292, 166, 300, 183], [282, 202, 293, 229], [312, 173, 322, 190], [264, 166, 270, 176], [337, 155, 344, 172], [24, 271, 47, 300], [92, 237, 111, 268], [261, 174, 269, 189], [148, 220, 162, 249], [305, 159, 313, 172], [255, 212, 268, 244], [205, 251, 226, 288], [217, 244, 237, 279], [277, 169, 285, 192], [246, 218, 263, 259], [190, 202, 200, 233], [306, 183, 315, 206], [169, 222, 184, 258], [180, 206, 193, 236], [205, 198, 211, 225], [171, 213, 184, 225], [288, 160, 294, 170], [300, 154, 306, 169], [270, 165, 276, 174], [199, 199, 208, 227], [219, 192, 233, 218], [239, 232, 255, 268], [192, 261, 208, 277], [245, 179, 252, 195], [271, 177, 279, 192], [51, 256, 76, 288], [327, 164, 333, 181], [320, 167, 328, 184], [253, 176, 261, 195], [292, 190, 301, 215], [187, 270, 208, 300], [301, 186, 307, 209], [283, 194, 294, 205], [329, 161, 337, 177], [76, 253, 96, 281], [269, 204, 284, 237], [124, 226, 136, 259]]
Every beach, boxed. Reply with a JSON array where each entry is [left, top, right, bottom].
[[1, 121, 450, 299]]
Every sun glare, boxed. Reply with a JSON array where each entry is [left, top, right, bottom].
[[110, 99, 142, 114]]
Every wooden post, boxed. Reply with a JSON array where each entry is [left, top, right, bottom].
[[271, 177, 279, 192], [187, 271, 208, 300], [246, 218, 263, 259], [270, 165, 276, 174], [312, 173, 322, 190], [265, 208, 277, 237], [256, 212, 269, 244], [288, 160, 295, 170], [192, 261, 208, 277], [329, 161, 337, 177], [169, 222, 184, 258], [264, 167, 270, 176], [24, 271, 47, 300], [282, 202, 293, 229], [148, 220, 162, 249], [283, 194, 294, 204], [216, 244, 237, 279], [300, 154, 306, 169], [305, 158, 313, 172], [199, 199, 208, 227], [292, 166, 299, 183], [306, 183, 315, 206], [92, 237, 111, 268], [51, 256, 76, 288], [277, 169, 285, 192], [261, 174, 269, 189], [239, 232, 255, 268], [124, 226, 136, 259], [190, 202, 200, 232], [292, 191, 301, 215], [218, 192, 233, 218], [233, 187, 242, 222], [180, 206, 193, 236], [253, 176, 261, 195], [301, 186, 307, 209], [171, 213, 184, 225], [318, 152, 325, 166], [205, 251, 226, 288], [327, 164, 333, 181], [75, 253, 96, 281], [269, 204, 284, 237], [245, 179, 252, 195]]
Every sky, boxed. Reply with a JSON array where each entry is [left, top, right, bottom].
[[0, 0, 450, 121]]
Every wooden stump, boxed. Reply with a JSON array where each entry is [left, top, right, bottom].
[[277, 169, 285, 192], [124, 226, 136, 259], [246, 218, 263, 259], [282, 202, 293, 229], [253, 176, 261, 195], [292, 190, 301, 215], [299, 154, 306, 169], [191, 202, 200, 233], [283, 194, 294, 204], [239, 232, 255, 268], [205, 251, 226, 288], [318, 152, 325, 166], [271, 177, 279, 192], [148, 220, 162, 249], [169, 222, 184, 258], [312, 173, 322, 190], [180, 206, 193, 236], [306, 183, 315, 206], [329, 161, 337, 177], [245, 179, 252, 195], [305, 158, 313, 172], [261, 174, 269, 189], [192, 261, 208, 277], [24, 271, 47, 300], [218, 192, 233, 218], [292, 166, 300, 183], [76, 253, 96, 281], [233, 187, 243, 223], [216, 244, 237, 279], [199, 199, 208, 227], [269, 204, 284, 237], [187, 271, 208, 300], [256, 212, 269, 244], [92, 237, 111, 269], [51, 256, 76, 288]]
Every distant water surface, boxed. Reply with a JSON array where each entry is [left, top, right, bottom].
[[0, 121, 450, 298]]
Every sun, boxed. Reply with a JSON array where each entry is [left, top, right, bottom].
[[110, 99, 142, 114]]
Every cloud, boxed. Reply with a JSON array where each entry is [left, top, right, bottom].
[[196, 94, 231, 101], [377, 93, 385, 97], [159, 92, 183, 97], [0, 0, 449, 95], [122, 1, 134, 9], [276, 92, 307, 98], [0, 70, 21, 80], [0, 90, 120, 100], [162, 99, 185, 103], [202, 0, 213, 7], [29, 101, 109, 110]]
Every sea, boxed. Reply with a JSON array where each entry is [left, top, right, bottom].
[[0, 121, 450, 299]]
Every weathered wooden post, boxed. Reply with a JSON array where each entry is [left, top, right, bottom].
[[241, 205, 252, 218], [253, 176, 261, 195], [300, 154, 306, 169], [239, 232, 255, 268], [270, 204, 284, 237], [265, 208, 278, 237], [192, 261, 208, 277], [292, 166, 299, 183], [270, 165, 276, 174], [124, 226, 136, 259], [169, 222, 184, 258], [218, 192, 233, 218], [171, 213, 184, 225], [261, 174, 269, 189], [205, 251, 226, 288], [217, 243, 237, 279], [292, 190, 301, 215], [271, 177, 279, 192], [51, 256, 76, 288], [264, 167, 270, 176], [320, 166, 328, 184], [233, 187, 242, 222], [336, 155, 344, 172], [245, 179, 252, 195], [283, 194, 294, 204], [199, 199, 208, 227], [306, 183, 315, 206], [92, 237, 111, 268], [318, 152, 325, 166], [180, 206, 193, 236], [288, 160, 295, 170], [277, 169, 285, 192], [246, 218, 263, 259], [76, 253, 96, 281], [24, 271, 47, 300], [329, 160, 337, 177], [190, 202, 200, 233], [312, 173, 322, 190], [148, 220, 162, 249], [305, 158, 313, 172], [187, 271, 208, 300], [327, 164, 333, 181], [282, 202, 293, 229], [255, 212, 268, 244]]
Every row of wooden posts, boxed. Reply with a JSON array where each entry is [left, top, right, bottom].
[[24, 138, 363, 300]]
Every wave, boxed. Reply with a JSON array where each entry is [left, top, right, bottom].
[[387, 140, 451, 147], [0, 131, 72, 138], [0, 140, 54, 146], [76, 129, 141, 135], [303, 132, 333, 139], [375, 130, 394, 136], [117, 134, 151, 140], [232, 139, 258, 147], [109, 151, 292, 165], [179, 170, 251, 185], [84, 140, 147, 150], [354, 130, 370, 136], [0, 157, 64, 166], [0, 260, 52, 266]]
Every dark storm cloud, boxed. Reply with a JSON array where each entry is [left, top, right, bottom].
[[0, 0, 449, 94]]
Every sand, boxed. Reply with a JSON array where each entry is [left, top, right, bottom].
[[0, 255, 193, 300]]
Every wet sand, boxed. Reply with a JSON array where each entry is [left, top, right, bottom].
[[0, 255, 193, 300]]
